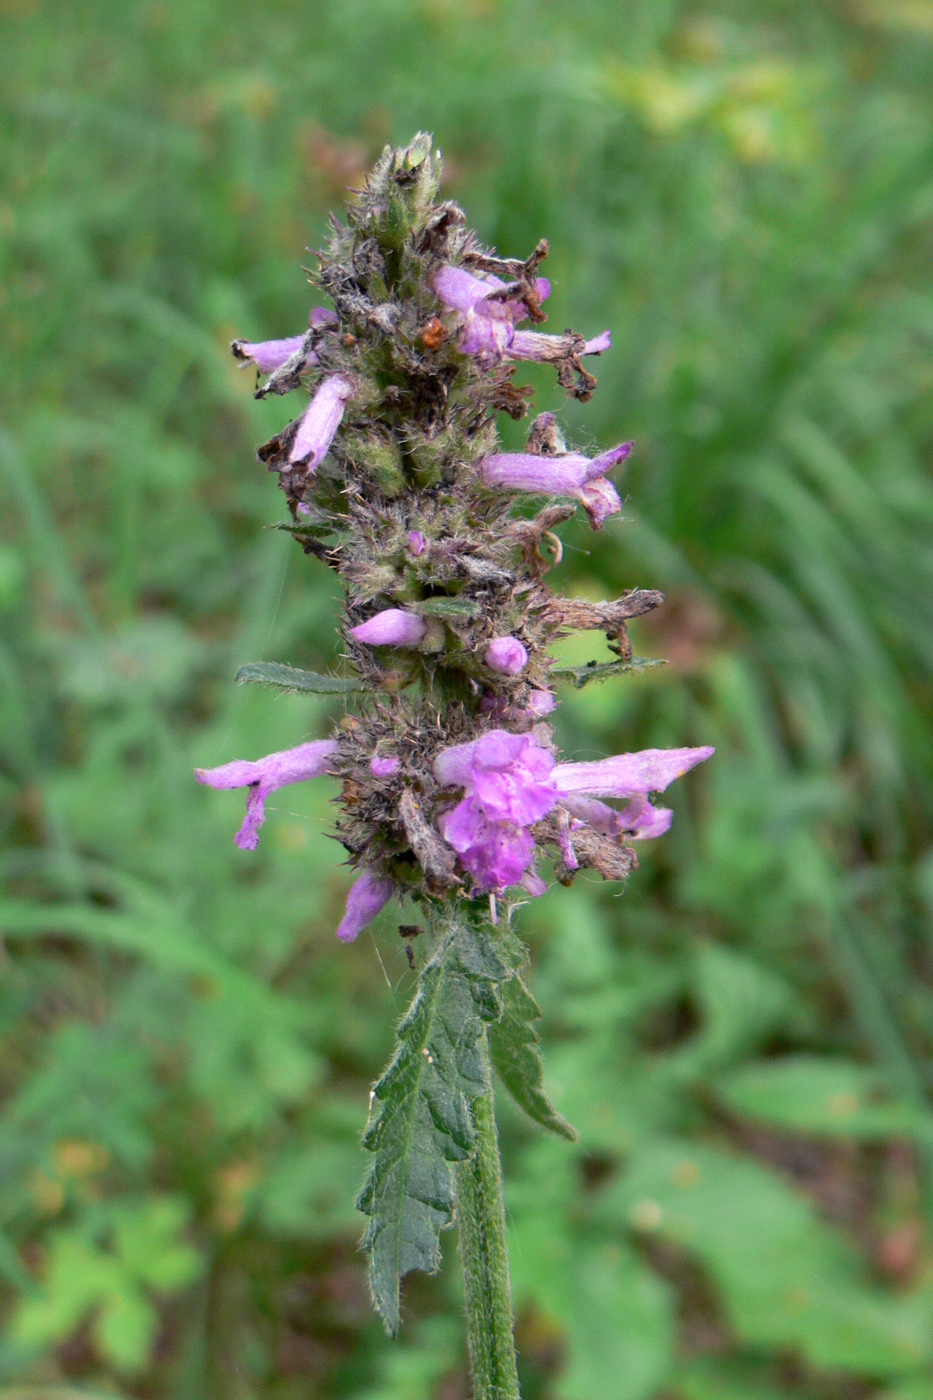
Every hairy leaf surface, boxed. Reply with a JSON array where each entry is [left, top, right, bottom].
[[552, 656, 666, 689], [357, 912, 508, 1334], [234, 661, 361, 693], [489, 970, 577, 1141]]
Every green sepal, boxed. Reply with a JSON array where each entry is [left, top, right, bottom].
[[357, 909, 509, 1334], [414, 597, 481, 620], [234, 662, 362, 694], [552, 655, 667, 689]]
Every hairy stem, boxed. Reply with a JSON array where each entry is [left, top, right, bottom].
[[457, 1040, 521, 1400]]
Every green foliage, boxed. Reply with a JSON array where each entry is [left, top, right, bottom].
[[487, 951, 577, 1143], [11, 1200, 201, 1373], [234, 661, 362, 693], [358, 910, 508, 1334], [551, 656, 667, 689], [716, 1055, 933, 1143], [2, 0, 933, 1395]]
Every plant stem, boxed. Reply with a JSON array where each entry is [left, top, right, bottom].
[[457, 1038, 521, 1400]]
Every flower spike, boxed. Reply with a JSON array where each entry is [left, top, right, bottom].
[[196, 136, 715, 1362]]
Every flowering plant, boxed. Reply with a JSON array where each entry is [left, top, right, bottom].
[[197, 135, 711, 1397]]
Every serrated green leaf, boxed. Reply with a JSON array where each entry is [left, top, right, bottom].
[[412, 596, 481, 620], [234, 661, 361, 693], [357, 911, 509, 1334], [551, 656, 666, 689], [489, 971, 577, 1141]]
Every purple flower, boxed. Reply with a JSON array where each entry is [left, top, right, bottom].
[[434, 730, 557, 892], [195, 739, 339, 850], [350, 608, 428, 647], [336, 870, 395, 943], [485, 636, 528, 675], [433, 266, 551, 318], [458, 309, 514, 363], [554, 745, 714, 849], [370, 753, 401, 777], [289, 373, 355, 471], [232, 308, 338, 375], [433, 265, 551, 365], [480, 442, 633, 529], [232, 334, 310, 374], [406, 530, 427, 556]]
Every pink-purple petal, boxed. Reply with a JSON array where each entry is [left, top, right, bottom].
[[289, 374, 354, 469], [350, 608, 427, 647], [232, 335, 309, 374], [335, 871, 395, 943], [583, 329, 611, 354], [195, 739, 339, 850], [554, 746, 715, 799], [485, 636, 529, 675], [578, 475, 623, 527], [369, 753, 401, 778]]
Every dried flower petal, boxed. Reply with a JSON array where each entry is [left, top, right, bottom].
[[480, 442, 632, 528]]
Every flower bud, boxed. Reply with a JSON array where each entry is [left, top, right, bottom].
[[290, 374, 355, 471], [350, 609, 428, 647], [484, 636, 528, 675], [335, 870, 395, 942]]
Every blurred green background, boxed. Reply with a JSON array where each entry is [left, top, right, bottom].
[[3, 0, 933, 1396]]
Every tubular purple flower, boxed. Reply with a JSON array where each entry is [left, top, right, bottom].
[[484, 636, 528, 675], [554, 745, 714, 853], [433, 266, 551, 364], [350, 608, 428, 647], [232, 334, 310, 374], [434, 730, 558, 892], [195, 738, 339, 850], [406, 530, 427, 556], [433, 266, 550, 318], [480, 442, 633, 528], [289, 373, 355, 470], [231, 308, 338, 375], [561, 793, 673, 841], [554, 746, 714, 799], [336, 870, 395, 943]]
